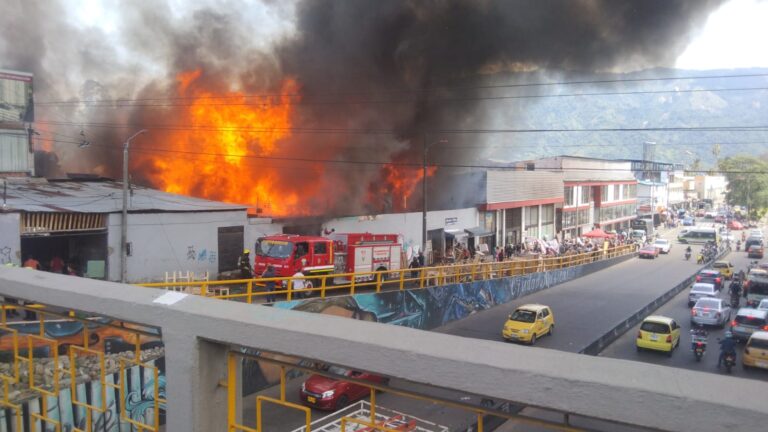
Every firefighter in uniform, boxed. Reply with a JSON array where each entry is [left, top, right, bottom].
[[238, 249, 254, 279]]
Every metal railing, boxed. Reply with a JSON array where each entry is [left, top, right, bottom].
[[0, 304, 164, 432], [226, 350, 585, 432], [138, 244, 637, 303]]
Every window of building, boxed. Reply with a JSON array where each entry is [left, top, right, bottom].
[[600, 186, 608, 202], [525, 206, 539, 238], [580, 186, 591, 205], [540, 204, 555, 239], [617, 184, 623, 201], [564, 186, 574, 206]]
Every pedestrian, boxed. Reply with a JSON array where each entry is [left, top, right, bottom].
[[417, 251, 425, 267], [65, 262, 78, 276], [292, 268, 307, 298], [409, 254, 420, 278], [496, 247, 504, 262], [262, 265, 277, 303], [23, 255, 40, 270], [49, 255, 65, 273]]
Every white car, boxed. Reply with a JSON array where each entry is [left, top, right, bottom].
[[758, 299, 768, 312], [653, 238, 671, 254], [688, 283, 717, 307]]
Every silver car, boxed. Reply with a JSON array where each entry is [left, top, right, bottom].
[[691, 297, 731, 327], [688, 283, 717, 307], [731, 308, 768, 342]]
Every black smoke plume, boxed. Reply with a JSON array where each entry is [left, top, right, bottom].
[[0, 0, 726, 215]]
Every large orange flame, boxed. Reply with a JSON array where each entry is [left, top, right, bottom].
[[135, 70, 305, 215]]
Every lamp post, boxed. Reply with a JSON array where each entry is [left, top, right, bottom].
[[121, 129, 148, 283], [422, 136, 447, 258]]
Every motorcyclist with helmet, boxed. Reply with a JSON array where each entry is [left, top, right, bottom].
[[717, 332, 737, 368]]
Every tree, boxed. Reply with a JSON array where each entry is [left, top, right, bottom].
[[719, 156, 768, 219]]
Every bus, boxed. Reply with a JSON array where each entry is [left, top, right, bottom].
[[677, 227, 719, 245]]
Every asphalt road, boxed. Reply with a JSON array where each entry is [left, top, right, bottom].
[[599, 239, 768, 382], [435, 226, 699, 353]]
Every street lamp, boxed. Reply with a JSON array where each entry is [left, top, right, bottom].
[[121, 129, 148, 283], [422, 137, 448, 259]]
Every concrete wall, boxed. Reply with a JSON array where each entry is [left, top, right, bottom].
[[107, 210, 248, 283], [0, 213, 20, 265], [322, 207, 479, 254]]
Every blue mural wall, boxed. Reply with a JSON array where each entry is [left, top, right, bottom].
[[274, 255, 631, 331]]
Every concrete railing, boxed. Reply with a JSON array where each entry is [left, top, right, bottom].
[[1, 267, 767, 432]]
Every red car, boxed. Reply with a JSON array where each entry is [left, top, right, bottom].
[[300, 367, 387, 410], [638, 245, 660, 259], [728, 220, 744, 230]]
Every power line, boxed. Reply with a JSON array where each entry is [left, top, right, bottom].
[[32, 86, 768, 109], [31, 120, 768, 135], [38, 136, 768, 174], [33, 71, 768, 106]]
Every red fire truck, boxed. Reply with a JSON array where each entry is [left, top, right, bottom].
[[253, 233, 403, 286]]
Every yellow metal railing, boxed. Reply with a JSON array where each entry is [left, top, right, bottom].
[[227, 350, 585, 432], [139, 244, 637, 304], [0, 303, 165, 432]]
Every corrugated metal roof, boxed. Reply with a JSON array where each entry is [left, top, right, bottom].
[[0, 178, 246, 213]]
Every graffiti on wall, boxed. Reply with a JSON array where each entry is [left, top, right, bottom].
[[274, 264, 583, 331], [0, 246, 12, 265], [0, 359, 165, 432], [0, 320, 165, 431], [186, 246, 217, 263]]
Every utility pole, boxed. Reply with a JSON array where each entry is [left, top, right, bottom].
[[422, 136, 427, 256], [121, 129, 148, 283], [422, 136, 447, 259]]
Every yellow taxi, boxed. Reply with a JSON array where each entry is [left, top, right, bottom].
[[712, 261, 735, 280], [743, 331, 768, 370], [636, 315, 680, 356], [502, 304, 554, 345]]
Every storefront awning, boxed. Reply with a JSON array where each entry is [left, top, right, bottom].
[[445, 229, 468, 241], [465, 227, 494, 238]]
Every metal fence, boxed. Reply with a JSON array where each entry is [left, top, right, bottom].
[[137, 245, 637, 303]]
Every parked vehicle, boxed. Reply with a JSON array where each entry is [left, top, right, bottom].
[[727, 220, 744, 230], [254, 232, 402, 283], [757, 299, 768, 311], [730, 308, 768, 342], [299, 366, 387, 410], [636, 316, 681, 356], [691, 297, 731, 328], [502, 304, 554, 345], [682, 216, 696, 226], [688, 283, 718, 307], [742, 331, 768, 370]]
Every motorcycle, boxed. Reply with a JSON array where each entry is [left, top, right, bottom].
[[736, 241, 742, 252], [697, 253, 705, 264], [691, 329, 708, 362], [723, 351, 737, 373], [685, 251, 691, 261]]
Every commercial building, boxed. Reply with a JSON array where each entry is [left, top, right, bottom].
[[0, 177, 282, 283], [0, 69, 35, 177], [513, 157, 638, 238]]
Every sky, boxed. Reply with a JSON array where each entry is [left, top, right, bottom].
[[676, 0, 768, 69], [67, 0, 768, 72]]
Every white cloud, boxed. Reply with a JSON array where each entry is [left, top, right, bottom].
[[676, 0, 768, 69]]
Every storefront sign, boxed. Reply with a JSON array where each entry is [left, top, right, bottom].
[[445, 217, 458, 226]]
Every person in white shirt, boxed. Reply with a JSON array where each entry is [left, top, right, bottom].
[[292, 269, 307, 298]]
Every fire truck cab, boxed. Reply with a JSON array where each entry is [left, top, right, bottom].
[[254, 235, 334, 280]]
